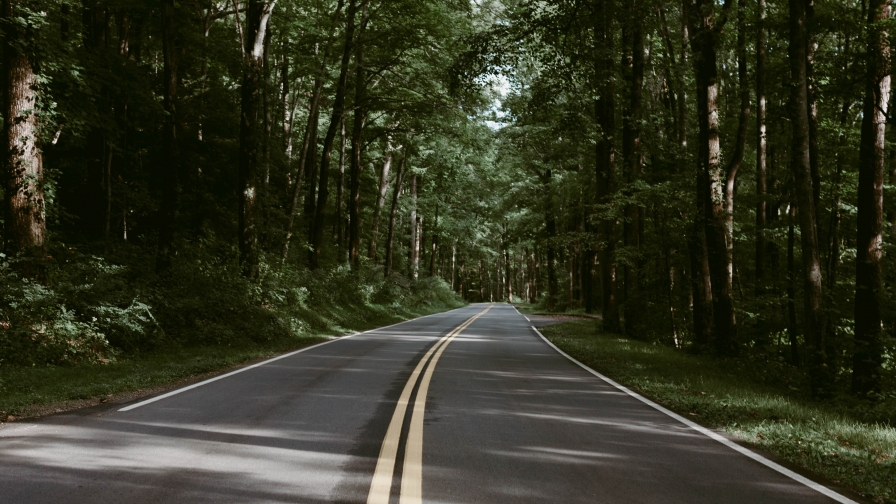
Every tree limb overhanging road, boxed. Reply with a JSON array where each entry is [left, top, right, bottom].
[[0, 305, 856, 503]]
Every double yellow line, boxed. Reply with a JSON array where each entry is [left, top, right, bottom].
[[366, 305, 492, 504]]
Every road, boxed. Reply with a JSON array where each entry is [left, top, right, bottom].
[[0, 303, 854, 503]]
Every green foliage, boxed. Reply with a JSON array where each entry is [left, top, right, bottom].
[[0, 242, 462, 369]]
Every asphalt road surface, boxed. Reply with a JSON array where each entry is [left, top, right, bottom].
[[0, 304, 856, 503]]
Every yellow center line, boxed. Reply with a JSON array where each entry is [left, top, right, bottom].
[[400, 305, 491, 504], [366, 305, 493, 504]]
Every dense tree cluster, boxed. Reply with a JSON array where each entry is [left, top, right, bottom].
[[0, 0, 507, 362], [450, 0, 894, 399], [2, 0, 894, 400]]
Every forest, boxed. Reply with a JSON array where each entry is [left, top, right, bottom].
[[1, 0, 895, 421]]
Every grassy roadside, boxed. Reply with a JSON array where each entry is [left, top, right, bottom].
[[539, 319, 896, 504], [0, 302, 459, 420]]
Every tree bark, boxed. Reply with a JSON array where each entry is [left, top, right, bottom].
[[157, 0, 179, 274], [684, 0, 737, 355], [281, 0, 342, 260], [852, 0, 890, 398], [788, 0, 830, 395], [384, 152, 407, 277], [622, 8, 644, 336], [503, 224, 512, 301], [755, 0, 768, 293], [688, 207, 714, 346], [594, 0, 621, 332], [347, 0, 370, 268], [429, 202, 438, 277], [281, 51, 290, 151], [303, 113, 319, 241], [336, 116, 347, 259], [827, 102, 850, 290], [238, 0, 276, 279], [408, 174, 419, 279], [544, 170, 558, 310], [787, 198, 800, 365], [806, 1, 821, 221], [368, 138, 393, 261], [309, 0, 358, 269], [450, 239, 457, 290], [3, 0, 46, 280], [262, 20, 272, 190], [725, 0, 750, 299]]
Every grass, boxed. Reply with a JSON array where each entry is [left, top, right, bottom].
[[540, 319, 896, 504], [0, 302, 458, 418]]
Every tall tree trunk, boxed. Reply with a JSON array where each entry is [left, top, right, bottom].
[[416, 216, 423, 277], [157, 0, 179, 274], [238, 0, 277, 279], [685, 0, 737, 355], [385, 152, 406, 277], [309, 0, 357, 269], [303, 114, 320, 241], [450, 240, 457, 290], [852, 0, 891, 398], [503, 224, 512, 301], [658, 209, 679, 345], [368, 139, 393, 260], [281, 0, 342, 260], [3, 0, 46, 280], [408, 174, 419, 279], [582, 250, 595, 312], [827, 102, 850, 290], [112, 15, 131, 242], [262, 20, 272, 190], [688, 210, 714, 346], [806, 1, 820, 221], [788, 0, 830, 395], [429, 201, 438, 276], [478, 258, 485, 301], [594, 0, 620, 331], [336, 116, 347, 260], [787, 198, 800, 365], [622, 8, 644, 336], [544, 170, 558, 310], [281, 51, 290, 151], [755, 0, 768, 293], [724, 0, 750, 302], [348, 1, 369, 268]]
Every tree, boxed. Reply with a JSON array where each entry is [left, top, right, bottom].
[[239, 0, 278, 279], [2, 0, 46, 281], [852, 0, 891, 398], [368, 137, 394, 261], [594, 0, 621, 333], [788, 0, 830, 395], [309, 0, 359, 269], [348, 0, 370, 267], [384, 150, 407, 277], [683, 0, 737, 355], [156, 0, 179, 274], [621, 1, 645, 336], [755, 0, 768, 293]]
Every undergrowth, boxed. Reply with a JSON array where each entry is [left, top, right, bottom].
[[541, 320, 896, 504], [0, 242, 463, 414]]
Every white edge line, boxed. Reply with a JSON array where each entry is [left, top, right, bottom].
[[526, 321, 857, 504], [119, 306, 469, 412]]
